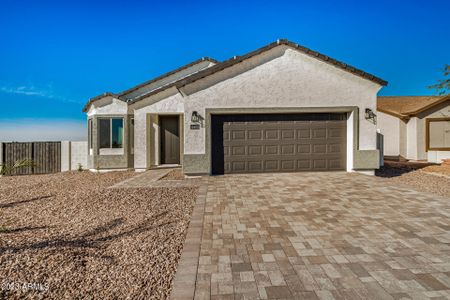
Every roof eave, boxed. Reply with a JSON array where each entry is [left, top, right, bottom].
[[82, 92, 117, 112]]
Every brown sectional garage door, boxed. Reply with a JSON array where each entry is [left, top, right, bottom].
[[211, 113, 347, 174]]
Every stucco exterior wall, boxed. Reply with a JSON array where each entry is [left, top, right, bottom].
[[181, 46, 382, 173], [131, 88, 184, 170], [377, 100, 450, 162], [406, 117, 419, 160], [416, 100, 450, 161], [86, 96, 132, 170], [377, 111, 401, 156], [87, 96, 128, 116]]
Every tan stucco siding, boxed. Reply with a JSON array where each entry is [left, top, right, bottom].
[[377, 111, 401, 156], [87, 96, 128, 116], [132, 88, 184, 170], [181, 46, 381, 159], [416, 100, 450, 160]]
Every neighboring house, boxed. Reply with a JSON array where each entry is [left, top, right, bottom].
[[377, 95, 450, 163], [83, 39, 388, 175]]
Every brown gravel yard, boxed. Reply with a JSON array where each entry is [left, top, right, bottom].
[[0, 171, 198, 299], [159, 169, 185, 181], [377, 161, 450, 198]]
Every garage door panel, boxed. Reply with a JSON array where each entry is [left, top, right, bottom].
[[297, 160, 312, 170], [248, 130, 263, 140], [313, 159, 327, 169], [265, 160, 279, 171], [248, 161, 263, 172], [281, 160, 296, 170], [281, 129, 296, 139], [281, 144, 295, 155], [297, 144, 311, 154], [312, 144, 327, 154], [213, 113, 347, 174], [248, 145, 263, 155], [264, 145, 279, 155], [265, 130, 280, 140], [232, 146, 246, 155]]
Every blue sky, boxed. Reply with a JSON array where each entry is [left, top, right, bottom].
[[1, 0, 449, 141]]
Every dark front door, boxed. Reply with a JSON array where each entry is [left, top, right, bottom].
[[160, 116, 180, 164], [211, 113, 347, 174]]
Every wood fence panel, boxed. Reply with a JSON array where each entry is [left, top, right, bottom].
[[3, 142, 33, 175], [2, 142, 61, 175]]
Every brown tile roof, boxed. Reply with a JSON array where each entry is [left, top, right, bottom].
[[377, 95, 450, 119]]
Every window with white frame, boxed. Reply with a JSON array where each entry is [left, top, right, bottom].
[[98, 118, 124, 149]]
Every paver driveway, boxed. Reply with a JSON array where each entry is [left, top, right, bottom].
[[171, 172, 450, 299]]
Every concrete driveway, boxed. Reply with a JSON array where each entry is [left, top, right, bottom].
[[171, 172, 450, 299]]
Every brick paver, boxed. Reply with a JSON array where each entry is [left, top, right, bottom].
[[172, 172, 450, 299]]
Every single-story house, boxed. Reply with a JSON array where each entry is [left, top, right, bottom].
[[377, 95, 450, 163], [83, 39, 388, 175]]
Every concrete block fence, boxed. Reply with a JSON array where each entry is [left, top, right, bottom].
[[60, 141, 88, 172]]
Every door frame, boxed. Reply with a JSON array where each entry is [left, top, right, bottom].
[[146, 113, 184, 169], [158, 114, 183, 166]]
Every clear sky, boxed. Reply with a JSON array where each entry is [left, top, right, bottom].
[[0, 0, 449, 141]]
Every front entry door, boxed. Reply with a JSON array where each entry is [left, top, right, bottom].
[[160, 116, 180, 164]]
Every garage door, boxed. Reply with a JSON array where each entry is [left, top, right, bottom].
[[211, 113, 347, 174]]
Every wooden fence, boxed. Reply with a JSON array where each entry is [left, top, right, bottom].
[[2, 142, 61, 175]]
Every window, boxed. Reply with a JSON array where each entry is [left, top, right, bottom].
[[130, 118, 134, 154], [88, 119, 93, 150], [99, 118, 123, 149], [426, 118, 450, 151]]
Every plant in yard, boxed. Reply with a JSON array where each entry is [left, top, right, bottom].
[[77, 163, 83, 172], [429, 64, 450, 96], [0, 159, 35, 176]]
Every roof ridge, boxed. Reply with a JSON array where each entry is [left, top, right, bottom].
[[174, 39, 387, 89]]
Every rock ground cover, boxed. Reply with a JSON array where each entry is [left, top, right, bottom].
[[0, 171, 197, 299], [376, 161, 450, 198]]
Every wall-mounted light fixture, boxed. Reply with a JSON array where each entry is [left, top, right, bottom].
[[365, 108, 377, 124], [191, 111, 200, 123]]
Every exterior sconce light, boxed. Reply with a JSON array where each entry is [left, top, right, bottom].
[[191, 111, 200, 123], [365, 108, 377, 124]]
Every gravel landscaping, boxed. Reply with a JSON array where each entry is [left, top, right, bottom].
[[377, 161, 450, 198], [159, 169, 185, 181], [0, 171, 198, 299]]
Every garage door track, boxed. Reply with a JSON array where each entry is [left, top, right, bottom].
[[171, 172, 450, 299]]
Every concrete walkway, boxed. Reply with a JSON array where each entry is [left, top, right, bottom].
[[171, 172, 450, 299], [110, 168, 200, 189], [109, 168, 173, 188]]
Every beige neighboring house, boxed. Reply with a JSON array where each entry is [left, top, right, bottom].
[[377, 95, 450, 163], [83, 39, 388, 175]]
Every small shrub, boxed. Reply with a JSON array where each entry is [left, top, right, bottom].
[[77, 163, 83, 172]]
